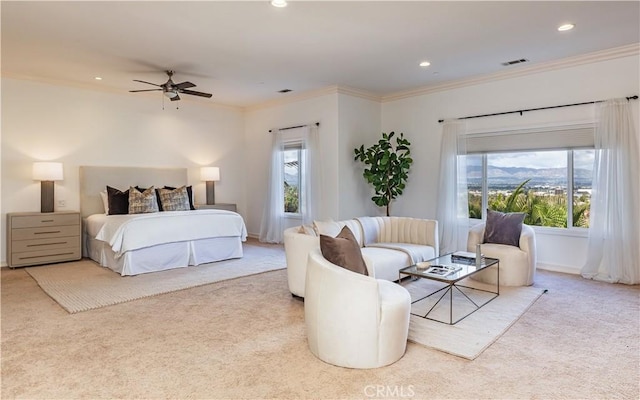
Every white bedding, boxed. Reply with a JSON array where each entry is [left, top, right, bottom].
[[89, 209, 247, 256], [85, 209, 247, 276]]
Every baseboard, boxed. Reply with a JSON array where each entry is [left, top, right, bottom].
[[537, 262, 580, 275]]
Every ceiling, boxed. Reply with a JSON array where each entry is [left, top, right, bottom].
[[2, 1, 639, 108]]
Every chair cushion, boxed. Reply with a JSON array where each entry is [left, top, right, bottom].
[[320, 226, 368, 276], [483, 209, 525, 247]]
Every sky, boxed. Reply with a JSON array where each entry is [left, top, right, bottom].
[[468, 150, 595, 170]]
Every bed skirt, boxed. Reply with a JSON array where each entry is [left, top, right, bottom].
[[84, 235, 243, 276]]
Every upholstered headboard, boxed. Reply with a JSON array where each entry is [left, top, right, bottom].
[[79, 166, 188, 217]]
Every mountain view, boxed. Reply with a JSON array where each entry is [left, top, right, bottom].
[[467, 165, 593, 188]]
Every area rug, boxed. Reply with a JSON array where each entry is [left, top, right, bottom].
[[25, 242, 285, 314], [404, 277, 546, 360]]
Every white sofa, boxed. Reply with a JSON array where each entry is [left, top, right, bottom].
[[284, 216, 439, 298], [305, 249, 411, 369], [467, 222, 537, 286]]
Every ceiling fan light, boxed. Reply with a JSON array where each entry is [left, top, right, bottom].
[[164, 90, 179, 99]]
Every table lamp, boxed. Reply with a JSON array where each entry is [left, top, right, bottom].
[[200, 167, 220, 205], [33, 162, 64, 213]]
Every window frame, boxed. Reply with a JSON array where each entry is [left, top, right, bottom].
[[467, 148, 593, 235]]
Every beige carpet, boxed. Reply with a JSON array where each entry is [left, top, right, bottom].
[[403, 278, 545, 360], [24, 240, 285, 313], [2, 262, 639, 399]]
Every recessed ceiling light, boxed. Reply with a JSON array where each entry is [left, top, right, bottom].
[[271, 0, 287, 7], [419, 61, 431, 67], [94, 76, 102, 80], [558, 23, 575, 32]]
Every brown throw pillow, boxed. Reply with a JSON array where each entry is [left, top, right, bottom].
[[483, 209, 526, 247], [106, 186, 129, 215], [319, 226, 368, 276]]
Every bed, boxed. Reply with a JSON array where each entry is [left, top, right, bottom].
[[80, 166, 247, 276]]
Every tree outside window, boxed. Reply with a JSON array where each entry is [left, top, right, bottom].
[[283, 145, 302, 214]]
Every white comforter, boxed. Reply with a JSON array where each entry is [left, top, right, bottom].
[[92, 209, 247, 257]]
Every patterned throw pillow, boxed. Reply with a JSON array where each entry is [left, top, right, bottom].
[[128, 186, 159, 214], [164, 186, 196, 210], [157, 186, 191, 211]]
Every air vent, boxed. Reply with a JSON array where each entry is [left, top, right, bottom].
[[501, 58, 529, 66], [278, 89, 292, 93]]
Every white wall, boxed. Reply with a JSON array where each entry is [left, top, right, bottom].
[[3, 54, 638, 272], [336, 93, 382, 220], [381, 55, 640, 273], [1, 78, 245, 265]]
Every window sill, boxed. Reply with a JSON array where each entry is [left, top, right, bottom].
[[532, 226, 588, 238], [284, 213, 302, 220], [468, 219, 589, 238]]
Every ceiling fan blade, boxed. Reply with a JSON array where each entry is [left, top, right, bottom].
[[133, 79, 162, 87], [129, 89, 163, 92], [180, 89, 212, 98], [170, 94, 181, 102], [175, 81, 196, 90]]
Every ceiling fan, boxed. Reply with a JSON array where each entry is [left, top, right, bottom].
[[129, 70, 212, 101]]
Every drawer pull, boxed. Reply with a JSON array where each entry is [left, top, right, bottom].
[[40, 219, 55, 223], [27, 242, 66, 247], [19, 252, 75, 260], [34, 231, 61, 235]]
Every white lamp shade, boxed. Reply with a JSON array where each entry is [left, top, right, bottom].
[[200, 167, 220, 182], [32, 162, 64, 181]]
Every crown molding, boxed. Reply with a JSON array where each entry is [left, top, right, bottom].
[[335, 86, 382, 102], [244, 85, 382, 111], [4, 43, 637, 111], [243, 86, 339, 112], [382, 43, 640, 103]]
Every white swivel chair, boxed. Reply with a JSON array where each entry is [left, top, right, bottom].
[[467, 222, 537, 286], [304, 249, 411, 369]]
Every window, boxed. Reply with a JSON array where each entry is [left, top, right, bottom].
[[466, 149, 594, 228], [283, 143, 303, 214]]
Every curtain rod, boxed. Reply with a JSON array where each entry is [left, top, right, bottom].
[[438, 95, 639, 123], [268, 122, 320, 133]]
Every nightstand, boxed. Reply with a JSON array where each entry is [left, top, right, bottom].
[[195, 203, 237, 212], [6, 211, 81, 268]]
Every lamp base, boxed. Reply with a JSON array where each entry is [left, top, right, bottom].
[[41, 181, 54, 213], [206, 181, 216, 205]]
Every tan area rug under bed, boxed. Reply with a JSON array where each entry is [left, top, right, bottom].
[[404, 277, 546, 360], [25, 242, 285, 314]]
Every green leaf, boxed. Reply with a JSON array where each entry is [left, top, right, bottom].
[[353, 131, 413, 215]]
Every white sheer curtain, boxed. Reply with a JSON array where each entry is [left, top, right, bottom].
[[259, 125, 322, 243], [300, 124, 322, 225], [436, 120, 469, 255], [259, 130, 285, 243], [582, 98, 640, 284]]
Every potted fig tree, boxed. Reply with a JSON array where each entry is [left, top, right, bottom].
[[354, 131, 413, 216]]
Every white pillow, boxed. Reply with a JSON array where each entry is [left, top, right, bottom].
[[100, 190, 109, 214], [313, 219, 342, 237], [297, 224, 317, 236]]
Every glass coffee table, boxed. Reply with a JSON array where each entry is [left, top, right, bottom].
[[399, 253, 499, 325]]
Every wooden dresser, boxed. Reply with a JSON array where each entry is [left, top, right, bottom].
[[6, 211, 81, 268]]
